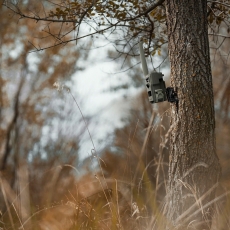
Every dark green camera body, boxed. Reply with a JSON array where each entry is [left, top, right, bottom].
[[139, 41, 178, 105], [145, 72, 167, 103]]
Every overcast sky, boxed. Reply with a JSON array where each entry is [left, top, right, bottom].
[[72, 43, 139, 160], [71, 40, 170, 161]]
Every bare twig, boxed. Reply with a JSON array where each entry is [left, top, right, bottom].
[[209, 33, 230, 38]]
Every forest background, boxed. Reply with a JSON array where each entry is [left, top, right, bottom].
[[0, 0, 230, 229]]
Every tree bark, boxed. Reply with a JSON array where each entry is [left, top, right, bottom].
[[164, 1, 221, 229]]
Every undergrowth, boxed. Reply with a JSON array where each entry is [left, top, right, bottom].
[[0, 87, 229, 230]]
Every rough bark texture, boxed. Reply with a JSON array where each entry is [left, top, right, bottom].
[[164, 1, 221, 229]]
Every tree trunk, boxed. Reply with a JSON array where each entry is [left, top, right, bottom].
[[164, 1, 221, 229]]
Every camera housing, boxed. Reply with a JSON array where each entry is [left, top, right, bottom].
[[145, 72, 167, 103], [139, 41, 178, 104]]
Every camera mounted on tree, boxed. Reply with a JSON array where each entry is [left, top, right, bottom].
[[139, 41, 178, 104]]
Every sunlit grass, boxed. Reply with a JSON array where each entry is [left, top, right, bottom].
[[0, 88, 229, 230]]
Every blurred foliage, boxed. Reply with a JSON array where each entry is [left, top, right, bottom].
[[4, 0, 230, 107], [211, 32, 230, 120], [0, 0, 90, 229], [4, 0, 230, 58], [101, 91, 170, 209]]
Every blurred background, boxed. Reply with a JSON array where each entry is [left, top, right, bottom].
[[0, 1, 230, 229]]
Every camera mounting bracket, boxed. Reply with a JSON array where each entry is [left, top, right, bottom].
[[166, 87, 178, 103]]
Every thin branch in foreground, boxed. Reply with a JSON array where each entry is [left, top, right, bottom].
[[27, 24, 116, 52], [209, 33, 230, 38]]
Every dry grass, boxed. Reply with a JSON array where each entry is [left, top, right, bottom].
[[1, 154, 230, 230], [0, 91, 230, 230]]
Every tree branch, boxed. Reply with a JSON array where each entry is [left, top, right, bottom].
[[209, 33, 230, 38], [4, 0, 166, 23], [28, 24, 116, 52], [1, 79, 24, 170], [3, 3, 77, 23], [120, 0, 165, 21]]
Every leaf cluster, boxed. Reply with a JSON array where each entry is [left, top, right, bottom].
[[208, 0, 230, 28], [4, 0, 230, 58]]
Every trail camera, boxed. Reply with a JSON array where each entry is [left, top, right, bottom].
[[139, 41, 178, 104], [145, 72, 167, 103]]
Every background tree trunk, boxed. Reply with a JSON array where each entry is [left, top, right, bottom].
[[164, 0, 221, 229]]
